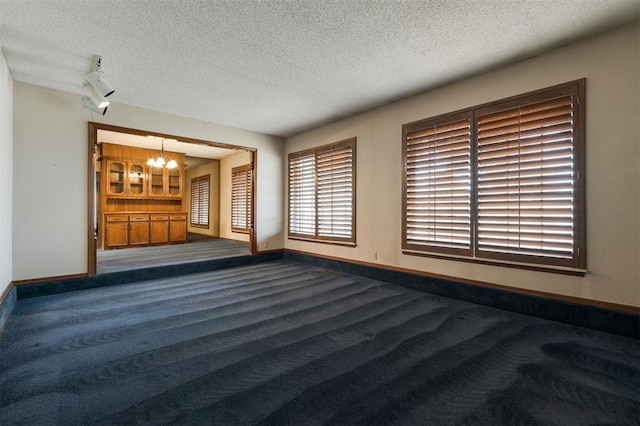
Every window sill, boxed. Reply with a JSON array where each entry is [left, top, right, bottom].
[[402, 249, 586, 276], [190, 224, 210, 229], [288, 236, 357, 248]]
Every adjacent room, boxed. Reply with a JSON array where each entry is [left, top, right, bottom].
[[93, 127, 254, 274], [0, 1, 638, 424]]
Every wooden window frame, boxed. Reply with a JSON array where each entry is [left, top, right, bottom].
[[231, 164, 252, 233], [190, 174, 210, 228], [402, 79, 586, 274], [288, 137, 357, 246]]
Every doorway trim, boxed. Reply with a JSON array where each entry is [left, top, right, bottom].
[[87, 122, 257, 276]]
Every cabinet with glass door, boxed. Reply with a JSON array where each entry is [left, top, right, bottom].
[[105, 160, 148, 197], [148, 166, 183, 198]]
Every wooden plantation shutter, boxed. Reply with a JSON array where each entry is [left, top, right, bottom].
[[190, 174, 210, 227], [317, 139, 355, 241], [231, 164, 252, 232], [403, 112, 472, 256], [476, 90, 580, 266], [288, 137, 356, 244], [402, 79, 585, 272], [288, 152, 316, 237]]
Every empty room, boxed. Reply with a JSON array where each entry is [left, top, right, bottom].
[[0, 1, 639, 424]]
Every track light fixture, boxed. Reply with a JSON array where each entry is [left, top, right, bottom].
[[84, 82, 109, 108], [81, 55, 115, 115], [85, 70, 114, 97], [82, 96, 108, 115]]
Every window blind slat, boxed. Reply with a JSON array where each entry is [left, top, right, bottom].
[[478, 97, 573, 125], [478, 112, 573, 138], [478, 123, 573, 147]]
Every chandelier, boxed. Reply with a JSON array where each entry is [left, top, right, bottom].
[[147, 138, 177, 169]]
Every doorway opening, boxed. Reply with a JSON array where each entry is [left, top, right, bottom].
[[87, 123, 257, 276]]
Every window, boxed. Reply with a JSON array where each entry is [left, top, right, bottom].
[[404, 111, 473, 257], [403, 79, 585, 272], [288, 138, 356, 244], [231, 164, 252, 233], [190, 174, 210, 228]]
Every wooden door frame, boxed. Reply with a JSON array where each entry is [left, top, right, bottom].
[[87, 122, 257, 276]]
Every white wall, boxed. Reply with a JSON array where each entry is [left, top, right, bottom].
[[219, 151, 252, 243], [285, 23, 640, 308], [0, 49, 13, 297], [13, 84, 284, 281], [186, 160, 220, 237]]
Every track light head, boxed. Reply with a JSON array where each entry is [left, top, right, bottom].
[[85, 70, 114, 98], [83, 82, 109, 108], [82, 96, 108, 115]]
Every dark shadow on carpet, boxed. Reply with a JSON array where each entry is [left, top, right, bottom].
[[1, 260, 638, 425]]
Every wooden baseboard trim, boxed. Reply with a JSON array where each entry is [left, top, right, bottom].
[[13, 273, 89, 286], [284, 249, 639, 314], [0, 282, 14, 306]]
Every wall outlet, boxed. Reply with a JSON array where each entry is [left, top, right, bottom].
[[263, 241, 269, 249], [373, 251, 378, 260]]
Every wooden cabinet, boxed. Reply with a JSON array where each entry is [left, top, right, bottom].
[[149, 167, 164, 197], [99, 143, 187, 249], [128, 164, 147, 197], [102, 143, 184, 200], [103, 212, 186, 249], [105, 214, 129, 248], [169, 213, 187, 242], [105, 160, 148, 197], [106, 160, 125, 196], [168, 168, 182, 197], [149, 166, 183, 198], [129, 214, 150, 246], [150, 214, 169, 244]]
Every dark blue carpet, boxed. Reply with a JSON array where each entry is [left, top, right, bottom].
[[97, 238, 250, 274], [1, 260, 638, 425]]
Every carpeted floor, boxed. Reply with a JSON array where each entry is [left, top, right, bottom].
[[97, 237, 250, 274], [1, 260, 638, 425]]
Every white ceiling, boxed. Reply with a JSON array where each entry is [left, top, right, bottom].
[[0, 1, 638, 138]]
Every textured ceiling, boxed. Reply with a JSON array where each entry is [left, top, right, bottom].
[[0, 1, 638, 138]]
